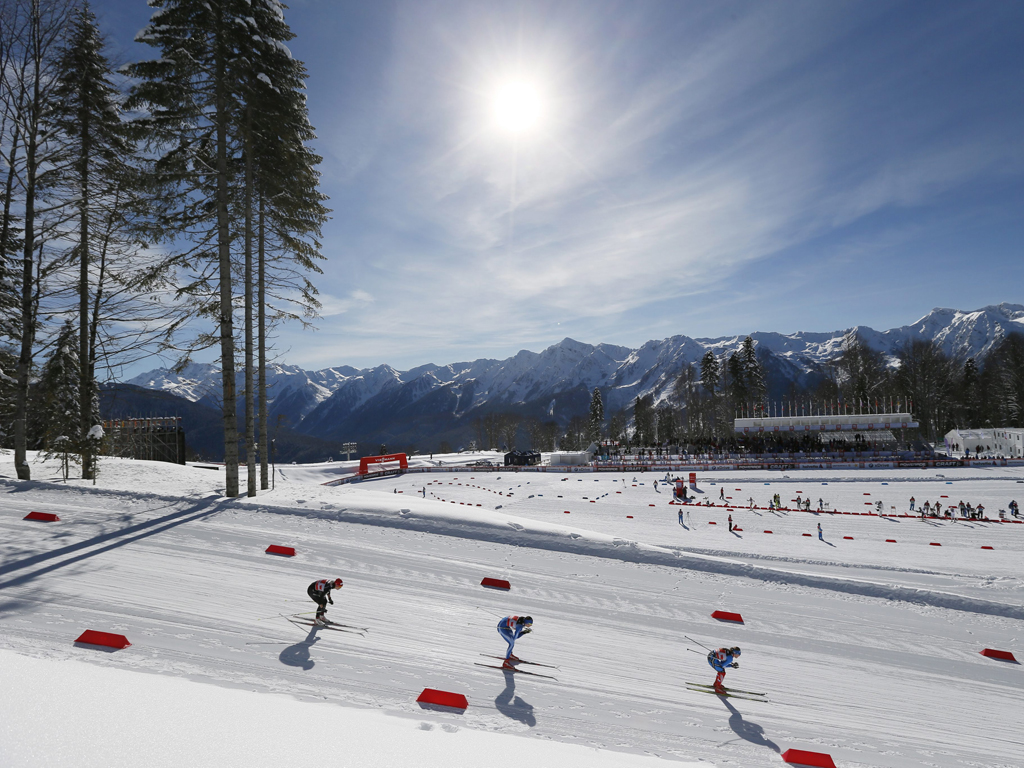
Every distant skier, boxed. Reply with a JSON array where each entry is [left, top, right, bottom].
[[817, 497, 823, 512], [308, 578, 343, 625], [678, 507, 685, 527], [817, 522, 823, 540], [497, 615, 533, 669], [719, 487, 725, 500], [728, 514, 733, 532], [909, 496, 915, 512], [707, 646, 741, 690]]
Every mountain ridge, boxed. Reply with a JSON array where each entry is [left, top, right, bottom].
[[125, 304, 1024, 451]]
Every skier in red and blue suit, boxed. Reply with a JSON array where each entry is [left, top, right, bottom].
[[497, 615, 533, 669], [707, 646, 741, 689]]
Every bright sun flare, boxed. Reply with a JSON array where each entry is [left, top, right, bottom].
[[491, 80, 543, 135]]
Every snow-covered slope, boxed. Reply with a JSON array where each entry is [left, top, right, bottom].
[[2, 453, 1023, 767]]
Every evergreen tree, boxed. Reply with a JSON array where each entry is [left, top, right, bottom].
[[740, 336, 766, 413], [633, 394, 654, 446], [700, 350, 720, 435], [49, 3, 132, 479], [127, 0, 260, 497], [35, 320, 81, 451], [726, 351, 746, 415], [587, 387, 604, 444], [245, 4, 328, 493]]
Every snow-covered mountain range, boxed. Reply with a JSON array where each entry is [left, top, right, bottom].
[[127, 304, 1024, 449]]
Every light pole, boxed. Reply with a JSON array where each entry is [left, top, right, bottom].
[[271, 438, 276, 490]]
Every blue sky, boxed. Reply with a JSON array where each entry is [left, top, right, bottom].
[[97, 0, 1024, 373]]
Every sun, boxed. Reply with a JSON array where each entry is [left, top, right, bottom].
[[491, 80, 543, 135]]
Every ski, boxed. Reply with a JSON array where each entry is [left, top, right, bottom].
[[685, 685, 767, 702], [324, 620, 370, 633], [685, 682, 766, 696], [474, 663, 557, 680], [286, 616, 365, 635], [480, 654, 559, 669], [292, 619, 364, 634]]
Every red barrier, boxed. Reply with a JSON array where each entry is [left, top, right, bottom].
[[764, 530, 773, 534], [481, 577, 511, 590], [781, 748, 837, 768], [980, 648, 1017, 662], [626, 515, 634, 518], [843, 536, 853, 540], [802, 533, 812, 537], [564, 510, 570, 514], [708, 521, 717, 525], [886, 539, 896, 543], [23, 511, 60, 522], [711, 610, 744, 623], [265, 545, 296, 557], [733, 527, 743, 531], [75, 630, 131, 650], [981, 545, 994, 549], [358, 453, 408, 475], [416, 688, 468, 709], [649, 504, 655, 507], [929, 542, 942, 546]]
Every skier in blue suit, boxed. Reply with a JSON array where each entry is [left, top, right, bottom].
[[497, 615, 533, 669], [707, 646, 741, 689]]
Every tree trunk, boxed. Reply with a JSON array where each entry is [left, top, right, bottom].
[[14, 11, 43, 482], [244, 105, 255, 497], [214, 18, 238, 497], [78, 90, 94, 480], [258, 193, 268, 490]]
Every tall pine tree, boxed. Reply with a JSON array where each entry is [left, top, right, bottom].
[[127, 0, 259, 496], [49, 3, 131, 479]]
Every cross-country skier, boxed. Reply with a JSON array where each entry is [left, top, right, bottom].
[[719, 488, 725, 500], [497, 615, 533, 669], [817, 521, 823, 540], [308, 578, 342, 625], [728, 514, 733, 531], [707, 646, 741, 689]]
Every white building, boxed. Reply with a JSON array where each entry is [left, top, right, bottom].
[[944, 427, 1024, 458]]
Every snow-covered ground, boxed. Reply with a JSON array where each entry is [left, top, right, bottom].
[[2, 451, 1023, 767]]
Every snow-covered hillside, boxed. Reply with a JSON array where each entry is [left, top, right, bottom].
[[2, 452, 1023, 767]]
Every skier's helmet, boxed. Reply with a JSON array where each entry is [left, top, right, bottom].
[[333, 578, 343, 589], [729, 647, 741, 657], [519, 616, 533, 627]]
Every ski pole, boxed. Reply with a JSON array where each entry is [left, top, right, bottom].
[[686, 648, 707, 656], [685, 635, 711, 651]]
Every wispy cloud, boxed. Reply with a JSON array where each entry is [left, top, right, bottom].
[[287, 0, 1024, 370]]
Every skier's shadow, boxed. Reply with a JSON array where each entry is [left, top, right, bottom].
[[720, 697, 779, 753], [495, 669, 536, 727], [279, 626, 319, 670]]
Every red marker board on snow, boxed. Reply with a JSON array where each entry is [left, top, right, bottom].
[[24, 511, 59, 522], [980, 648, 1017, 662], [416, 688, 468, 709], [480, 577, 511, 590], [711, 610, 744, 624], [781, 748, 837, 768], [265, 545, 296, 557], [75, 630, 131, 650]]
